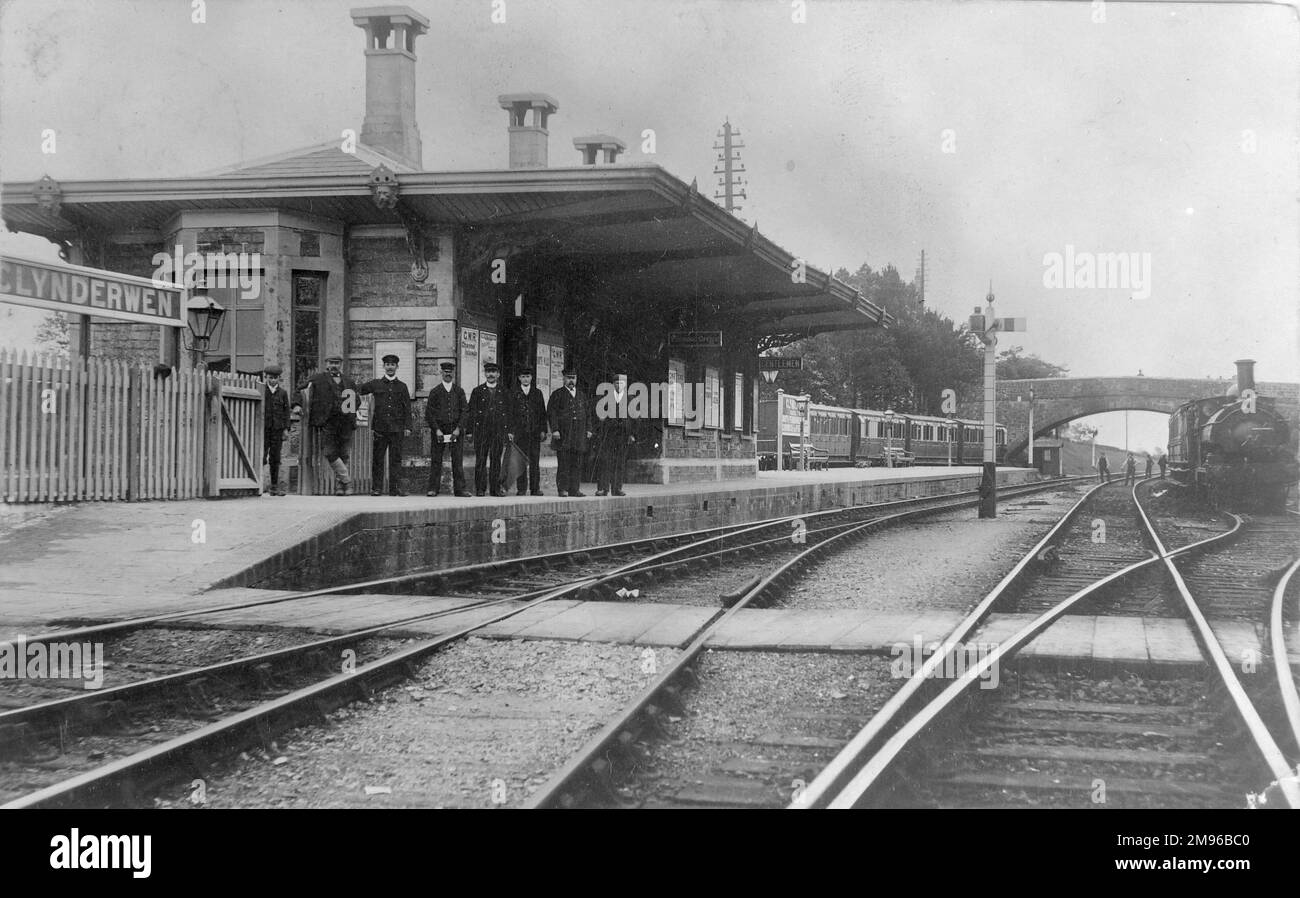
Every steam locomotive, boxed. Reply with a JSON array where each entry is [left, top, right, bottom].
[[1167, 360, 1299, 511]]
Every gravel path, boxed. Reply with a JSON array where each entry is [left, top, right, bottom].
[[774, 485, 1087, 613], [157, 637, 678, 808]]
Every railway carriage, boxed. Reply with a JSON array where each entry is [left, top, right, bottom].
[[759, 397, 1009, 468]]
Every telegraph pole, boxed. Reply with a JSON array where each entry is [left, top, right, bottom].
[[713, 118, 748, 215], [970, 283, 1026, 518], [915, 249, 926, 305]]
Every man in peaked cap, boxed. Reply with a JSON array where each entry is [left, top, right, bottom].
[[262, 364, 291, 496], [466, 361, 508, 496], [548, 363, 592, 497], [293, 354, 358, 495], [507, 367, 548, 496], [425, 359, 471, 497], [358, 353, 413, 496]]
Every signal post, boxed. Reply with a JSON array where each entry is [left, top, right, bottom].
[[969, 287, 1025, 518]]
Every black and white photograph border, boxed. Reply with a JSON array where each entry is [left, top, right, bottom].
[[0, 0, 1298, 826]]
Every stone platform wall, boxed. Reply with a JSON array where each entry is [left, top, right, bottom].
[[220, 468, 1044, 591]]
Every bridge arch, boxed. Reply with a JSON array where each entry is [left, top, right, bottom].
[[955, 375, 1300, 465]]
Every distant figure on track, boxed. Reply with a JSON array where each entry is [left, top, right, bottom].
[[1097, 451, 1110, 484], [1144, 455, 1153, 479], [1125, 453, 1137, 485], [1158, 454, 1167, 478]]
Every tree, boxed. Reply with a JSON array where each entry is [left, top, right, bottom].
[[34, 313, 70, 359], [997, 346, 1068, 379], [1065, 422, 1099, 443]]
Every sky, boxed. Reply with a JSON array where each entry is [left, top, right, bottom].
[[2, 0, 1297, 453]]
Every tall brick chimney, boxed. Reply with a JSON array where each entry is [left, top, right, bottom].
[[352, 6, 429, 169], [498, 93, 558, 168]]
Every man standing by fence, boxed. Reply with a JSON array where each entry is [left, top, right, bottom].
[[262, 364, 290, 496], [293, 355, 358, 496], [358, 354, 412, 496]]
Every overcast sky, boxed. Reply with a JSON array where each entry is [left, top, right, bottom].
[[2, 0, 1296, 450]]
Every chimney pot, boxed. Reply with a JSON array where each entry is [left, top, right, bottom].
[[352, 6, 430, 170], [498, 93, 559, 169], [574, 134, 626, 165]]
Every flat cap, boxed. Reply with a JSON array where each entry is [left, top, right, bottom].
[[381, 354, 399, 364], [263, 364, 283, 376], [483, 361, 500, 372]]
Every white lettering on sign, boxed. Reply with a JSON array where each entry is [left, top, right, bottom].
[[0, 256, 183, 327]]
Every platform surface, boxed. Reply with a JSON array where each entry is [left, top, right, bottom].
[[0, 465, 1014, 630]]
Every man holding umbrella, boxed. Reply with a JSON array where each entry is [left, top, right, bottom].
[[507, 368, 548, 496]]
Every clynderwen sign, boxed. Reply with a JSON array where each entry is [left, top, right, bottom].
[[0, 255, 185, 328]]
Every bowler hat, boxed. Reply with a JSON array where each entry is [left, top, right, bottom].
[[325, 355, 343, 363]]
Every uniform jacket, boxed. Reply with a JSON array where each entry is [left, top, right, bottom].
[[263, 384, 291, 434], [548, 386, 590, 452], [425, 380, 468, 433], [466, 383, 508, 439], [596, 401, 636, 447], [357, 377, 412, 433], [507, 386, 548, 442], [299, 372, 358, 429]]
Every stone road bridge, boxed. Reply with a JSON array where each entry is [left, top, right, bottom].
[[957, 376, 1300, 464]]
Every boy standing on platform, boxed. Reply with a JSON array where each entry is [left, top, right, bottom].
[[467, 362, 509, 497], [425, 360, 471, 497], [358, 354, 412, 496], [293, 355, 358, 496], [262, 364, 290, 496], [507, 369, 548, 496]]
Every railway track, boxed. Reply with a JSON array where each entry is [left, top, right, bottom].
[[523, 477, 1092, 808], [0, 476, 1085, 808], [792, 478, 1300, 810]]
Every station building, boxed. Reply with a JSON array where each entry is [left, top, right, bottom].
[[1, 6, 888, 484]]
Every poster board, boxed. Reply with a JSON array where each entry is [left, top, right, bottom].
[[535, 343, 553, 397], [459, 326, 479, 390], [479, 331, 498, 386], [549, 345, 565, 390]]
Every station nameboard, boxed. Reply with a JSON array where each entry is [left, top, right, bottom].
[[668, 331, 723, 348], [758, 357, 802, 371], [0, 254, 185, 327]]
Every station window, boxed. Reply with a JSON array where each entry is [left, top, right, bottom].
[[733, 372, 743, 432], [292, 271, 324, 387], [202, 269, 265, 376]]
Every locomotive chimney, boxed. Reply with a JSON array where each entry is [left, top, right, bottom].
[[1235, 359, 1256, 394]]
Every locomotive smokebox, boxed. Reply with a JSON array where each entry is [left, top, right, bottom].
[[1235, 359, 1256, 394]]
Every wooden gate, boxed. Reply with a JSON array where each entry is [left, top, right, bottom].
[[296, 384, 372, 495], [204, 373, 264, 497]]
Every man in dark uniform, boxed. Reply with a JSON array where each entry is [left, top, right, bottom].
[[466, 361, 508, 496], [1096, 451, 1110, 484], [507, 368, 548, 496], [425, 360, 471, 497], [293, 354, 357, 495], [262, 364, 291, 496], [595, 372, 634, 497], [1144, 455, 1154, 479], [1158, 454, 1167, 478], [548, 364, 592, 498], [358, 354, 412, 496]]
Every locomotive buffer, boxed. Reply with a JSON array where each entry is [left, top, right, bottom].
[[970, 288, 1026, 518]]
